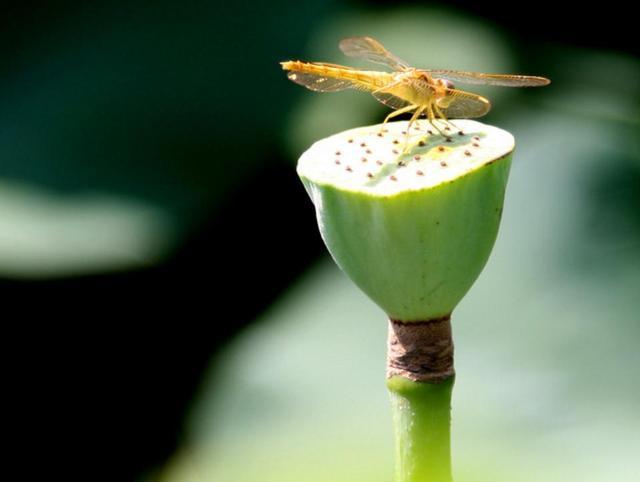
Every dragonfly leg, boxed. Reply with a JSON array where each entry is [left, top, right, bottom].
[[434, 104, 458, 131], [402, 105, 426, 153], [427, 104, 449, 139], [381, 104, 418, 133]]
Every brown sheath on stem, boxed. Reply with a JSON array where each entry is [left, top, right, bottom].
[[387, 316, 455, 383]]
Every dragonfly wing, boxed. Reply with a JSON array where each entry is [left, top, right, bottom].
[[339, 36, 409, 71], [427, 69, 550, 87], [369, 79, 412, 109], [438, 88, 491, 118], [372, 90, 412, 109], [286, 71, 357, 92]]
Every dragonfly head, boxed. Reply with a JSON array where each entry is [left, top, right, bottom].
[[434, 77, 455, 90]]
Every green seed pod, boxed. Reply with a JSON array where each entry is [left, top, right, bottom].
[[298, 119, 514, 482], [297, 119, 513, 323]]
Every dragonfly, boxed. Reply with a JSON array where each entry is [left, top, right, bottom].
[[281, 36, 550, 149]]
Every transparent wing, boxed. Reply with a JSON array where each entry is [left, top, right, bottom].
[[284, 62, 366, 92], [438, 89, 491, 118], [286, 71, 357, 92], [372, 91, 412, 110], [339, 36, 409, 71], [368, 79, 412, 109], [427, 69, 551, 87]]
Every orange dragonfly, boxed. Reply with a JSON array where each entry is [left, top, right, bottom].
[[281, 36, 550, 148]]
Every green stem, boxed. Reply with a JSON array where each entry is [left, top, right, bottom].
[[387, 375, 455, 482]]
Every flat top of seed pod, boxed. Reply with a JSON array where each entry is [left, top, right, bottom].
[[297, 119, 514, 196]]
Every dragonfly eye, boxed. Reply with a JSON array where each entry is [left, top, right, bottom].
[[437, 78, 455, 90]]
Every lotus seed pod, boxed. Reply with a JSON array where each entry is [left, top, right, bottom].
[[297, 119, 513, 323]]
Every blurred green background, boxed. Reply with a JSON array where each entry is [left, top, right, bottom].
[[3, 1, 638, 481]]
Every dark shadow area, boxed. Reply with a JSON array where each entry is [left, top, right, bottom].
[[564, 151, 640, 275], [3, 161, 325, 481], [358, 0, 638, 56]]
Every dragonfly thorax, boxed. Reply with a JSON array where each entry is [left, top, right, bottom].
[[393, 71, 435, 104]]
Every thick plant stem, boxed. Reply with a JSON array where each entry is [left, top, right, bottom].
[[387, 317, 455, 482], [387, 376, 455, 482]]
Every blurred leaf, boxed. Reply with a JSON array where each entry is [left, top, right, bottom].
[[0, 0, 334, 276], [0, 180, 172, 277]]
